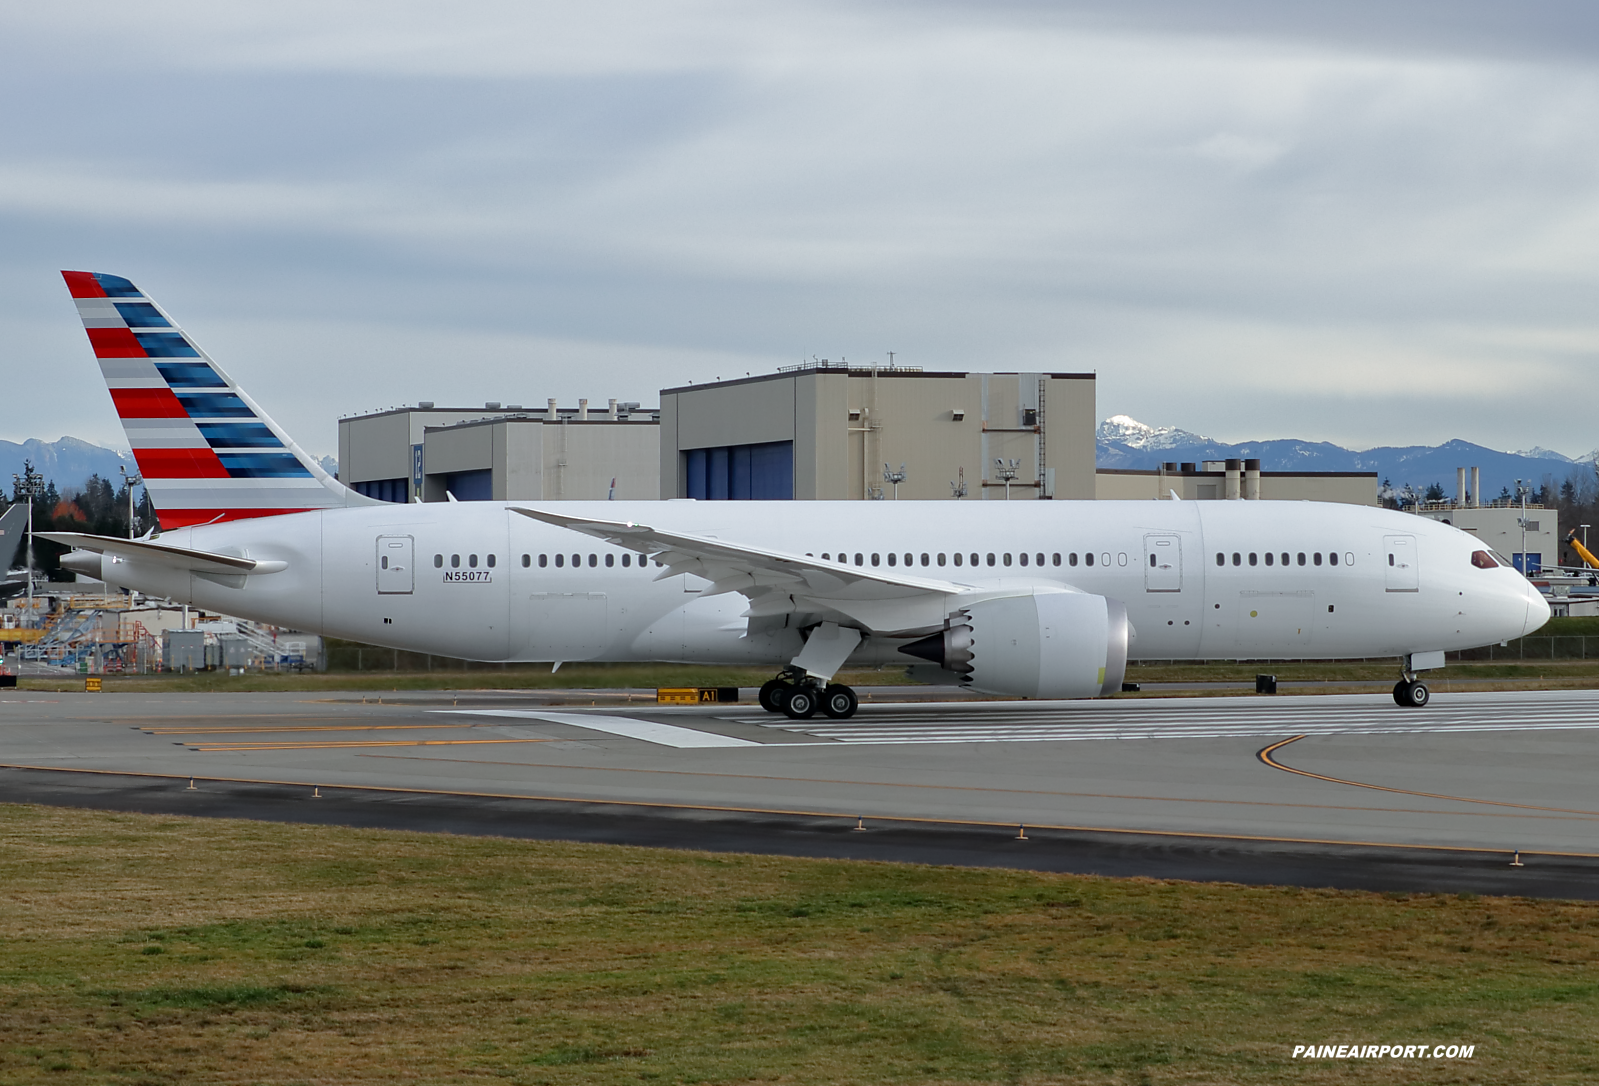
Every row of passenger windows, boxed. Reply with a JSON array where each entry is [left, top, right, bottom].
[[534, 553, 663, 568], [1216, 551, 1354, 568], [814, 551, 1124, 568], [434, 548, 1356, 572]]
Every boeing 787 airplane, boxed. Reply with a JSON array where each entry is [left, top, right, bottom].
[[44, 271, 1548, 718]]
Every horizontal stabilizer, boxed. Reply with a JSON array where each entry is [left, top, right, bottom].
[[39, 532, 287, 577]]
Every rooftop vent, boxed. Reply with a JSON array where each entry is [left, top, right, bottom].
[[485, 401, 501, 410], [418, 401, 435, 409]]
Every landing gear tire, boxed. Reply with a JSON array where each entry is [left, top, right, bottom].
[[782, 685, 820, 720], [1393, 679, 1430, 708], [759, 679, 790, 714], [820, 684, 858, 719]]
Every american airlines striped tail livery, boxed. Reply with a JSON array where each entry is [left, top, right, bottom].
[[46, 272, 1549, 717]]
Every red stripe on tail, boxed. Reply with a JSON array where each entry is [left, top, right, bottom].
[[61, 270, 107, 298], [132, 447, 230, 479], [109, 388, 187, 419], [87, 327, 146, 358]]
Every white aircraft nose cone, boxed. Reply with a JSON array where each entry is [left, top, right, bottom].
[[1523, 583, 1551, 636]]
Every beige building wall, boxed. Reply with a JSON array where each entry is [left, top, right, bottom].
[[1415, 505, 1558, 566], [662, 368, 1097, 501], [421, 418, 657, 502]]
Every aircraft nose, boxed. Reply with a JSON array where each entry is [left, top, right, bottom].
[[1523, 582, 1551, 636]]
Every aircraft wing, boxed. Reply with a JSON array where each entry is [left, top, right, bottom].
[[38, 532, 288, 577], [511, 507, 967, 633]]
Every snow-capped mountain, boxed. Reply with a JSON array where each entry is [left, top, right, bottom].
[[1513, 447, 1576, 462], [1096, 415, 1212, 451], [1097, 417, 1597, 501]]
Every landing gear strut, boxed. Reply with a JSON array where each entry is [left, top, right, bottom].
[[757, 667, 859, 720]]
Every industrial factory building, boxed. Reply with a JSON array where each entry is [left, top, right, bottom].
[[1411, 467, 1558, 574], [658, 364, 1097, 501], [338, 399, 659, 503], [338, 365, 1384, 507]]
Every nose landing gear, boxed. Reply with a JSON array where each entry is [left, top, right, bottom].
[[1392, 679, 1430, 707]]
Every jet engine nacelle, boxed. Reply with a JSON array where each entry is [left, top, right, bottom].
[[900, 590, 1131, 699]]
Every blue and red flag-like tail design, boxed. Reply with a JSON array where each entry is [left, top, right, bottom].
[[61, 271, 377, 530]]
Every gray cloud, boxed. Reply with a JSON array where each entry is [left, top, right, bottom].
[[2, 1, 1596, 459]]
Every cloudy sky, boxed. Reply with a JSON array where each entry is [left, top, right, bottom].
[[3, 1, 1598, 459]]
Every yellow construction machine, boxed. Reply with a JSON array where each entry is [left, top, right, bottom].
[[1566, 529, 1599, 570]]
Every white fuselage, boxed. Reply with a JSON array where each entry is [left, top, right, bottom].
[[96, 499, 1548, 667]]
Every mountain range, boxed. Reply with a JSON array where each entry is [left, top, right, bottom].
[[1, 437, 132, 497], [1097, 416, 1597, 501]]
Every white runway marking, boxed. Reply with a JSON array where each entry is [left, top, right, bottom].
[[439, 710, 758, 748], [730, 692, 1599, 745]]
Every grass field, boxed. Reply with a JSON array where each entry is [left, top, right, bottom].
[[2, 804, 1597, 1084]]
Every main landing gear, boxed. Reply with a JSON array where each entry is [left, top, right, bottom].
[[758, 668, 859, 720]]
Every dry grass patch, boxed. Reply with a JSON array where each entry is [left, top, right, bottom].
[[1, 804, 1597, 1083]]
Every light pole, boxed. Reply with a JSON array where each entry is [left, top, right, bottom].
[[994, 458, 1019, 500], [950, 467, 967, 500], [1583, 524, 1591, 552], [882, 463, 906, 500], [11, 466, 43, 612], [119, 464, 143, 539], [1515, 478, 1529, 576]]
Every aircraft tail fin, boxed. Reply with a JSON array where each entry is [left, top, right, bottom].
[[0, 504, 27, 571], [60, 271, 380, 529]]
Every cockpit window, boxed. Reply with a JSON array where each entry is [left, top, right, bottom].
[[1471, 550, 1511, 570]]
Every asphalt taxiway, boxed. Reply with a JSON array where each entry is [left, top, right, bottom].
[[3, 687, 1597, 897]]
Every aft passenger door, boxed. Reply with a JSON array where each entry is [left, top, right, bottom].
[[376, 535, 414, 594], [1384, 535, 1418, 592], [1143, 534, 1181, 592]]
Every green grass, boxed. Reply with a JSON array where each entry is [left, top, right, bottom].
[[0, 804, 1597, 1083]]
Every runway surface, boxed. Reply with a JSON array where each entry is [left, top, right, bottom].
[[3, 687, 1598, 897]]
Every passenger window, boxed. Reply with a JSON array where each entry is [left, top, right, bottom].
[[605, 554, 614, 567], [1328, 552, 1337, 566], [1313, 552, 1322, 566], [1003, 553, 1012, 567], [451, 554, 461, 568], [937, 553, 945, 566], [855, 553, 864, 566], [470, 554, 479, 568], [1017, 553, 1026, 566], [821, 553, 830, 561], [1248, 553, 1257, 566], [1052, 553, 1061, 566], [871, 553, 881, 566], [588, 554, 597, 567], [1265, 552, 1273, 566], [1281, 553, 1289, 566], [555, 554, 564, 567], [921, 553, 930, 566], [904, 553, 913, 566], [433, 554, 443, 568], [1118, 553, 1127, 566], [487, 554, 497, 568], [1297, 552, 1306, 566], [1085, 552, 1094, 567], [538, 554, 547, 568], [1101, 552, 1111, 567], [970, 553, 979, 566], [1037, 553, 1045, 566], [1069, 553, 1079, 566], [1345, 552, 1355, 566], [887, 553, 897, 566], [987, 553, 996, 567], [622, 554, 631, 567], [522, 554, 531, 568], [1216, 552, 1225, 566]]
